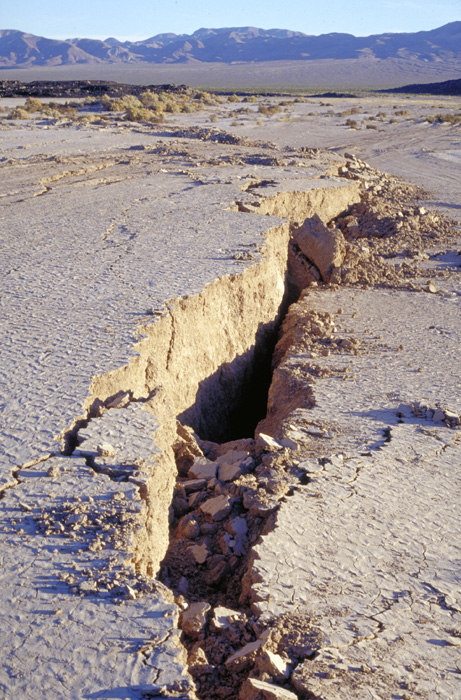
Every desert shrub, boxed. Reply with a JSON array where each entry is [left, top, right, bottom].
[[40, 107, 66, 118], [124, 105, 163, 123], [242, 95, 258, 103], [345, 118, 358, 128], [83, 95, 100, 105], [426, 112, 461, 124], [258, 104, 282, 116], [389, 117, 398, 124], [340, 107, 361, 117], [164, 101, 181, 113], [209, 113, 218, 122], [100, 94, 112, 108], [227, 94, 240, 102], [394, 109, 410, 116], [140, 90, 161, 108], [57, 88, 224, 122], [76, 114, 99, 124], [57, 104, 78, 117], [24, 97, 44, 112], [108, 95, 139, 111], [366, 124, 377, 130], [192, 90, 221, 105], [8, 107, 30, 119]]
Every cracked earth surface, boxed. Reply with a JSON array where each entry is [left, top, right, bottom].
[[0, 95, 460, 699], [248, 289, 461, 700]]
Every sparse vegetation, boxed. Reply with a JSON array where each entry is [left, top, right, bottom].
[[258, 104, 282, 117], [7, 107, 30, 120], [24, 97, 44, 112], [340, 107, 361, 117], [3, 88, 224, 124], [345, 118, 358, 129], [425, 112, 461, 124]]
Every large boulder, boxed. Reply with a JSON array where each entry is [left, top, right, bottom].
[[291, 214, 346, 282]]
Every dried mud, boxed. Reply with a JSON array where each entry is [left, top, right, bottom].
[[1, 93, 460, 699]]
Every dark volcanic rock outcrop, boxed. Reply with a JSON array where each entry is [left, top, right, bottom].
[[0, 79, 188, 98]]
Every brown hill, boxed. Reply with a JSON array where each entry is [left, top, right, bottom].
[[0, 23, 460, 67]]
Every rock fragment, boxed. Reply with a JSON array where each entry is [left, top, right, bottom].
[[257, 433, 284, 451], [238, 678, 298, 700], [188, 542, 210, 564], [292, 214, 346, 282], [199, 494, 232, 521], [279, 437, 298, 451], [256, 649, 292, 681], [188, 456, 217, 481], [212, 605, 244, 631], [225, 639, 264, 670], [96, 442, 116, 457], [104, 391, 131, 409], [176, 514, 200, 540], [217, 450, 249, 481], [180, 602, 211, 639]]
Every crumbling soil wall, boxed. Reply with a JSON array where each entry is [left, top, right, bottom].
[[83, 182, 361, 577]]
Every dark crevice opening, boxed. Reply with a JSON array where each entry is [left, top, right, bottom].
[[178, 281, 294, 445]]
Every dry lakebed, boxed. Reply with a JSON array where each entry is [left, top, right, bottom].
[[0, 89, 460, 699]]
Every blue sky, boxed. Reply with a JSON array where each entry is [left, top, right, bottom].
[[1, 0, 459, 40]]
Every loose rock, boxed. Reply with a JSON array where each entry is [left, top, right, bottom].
[[180, 602, 211, 639], [238, 678, 298, 700]]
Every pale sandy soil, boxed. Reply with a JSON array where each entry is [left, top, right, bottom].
[[0, 93, 459, 699], [168, 93, 461, 220], [1, 59, 460, 90]]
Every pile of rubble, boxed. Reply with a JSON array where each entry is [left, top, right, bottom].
[[289, 152, 458, 293], [161, 426, 310, 698], [409, 401, 461, 428]]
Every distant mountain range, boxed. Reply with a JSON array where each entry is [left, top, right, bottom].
[[0, 23, 460, 67]]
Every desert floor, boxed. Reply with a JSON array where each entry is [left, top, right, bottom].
[[0, 92, 459, 699]]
